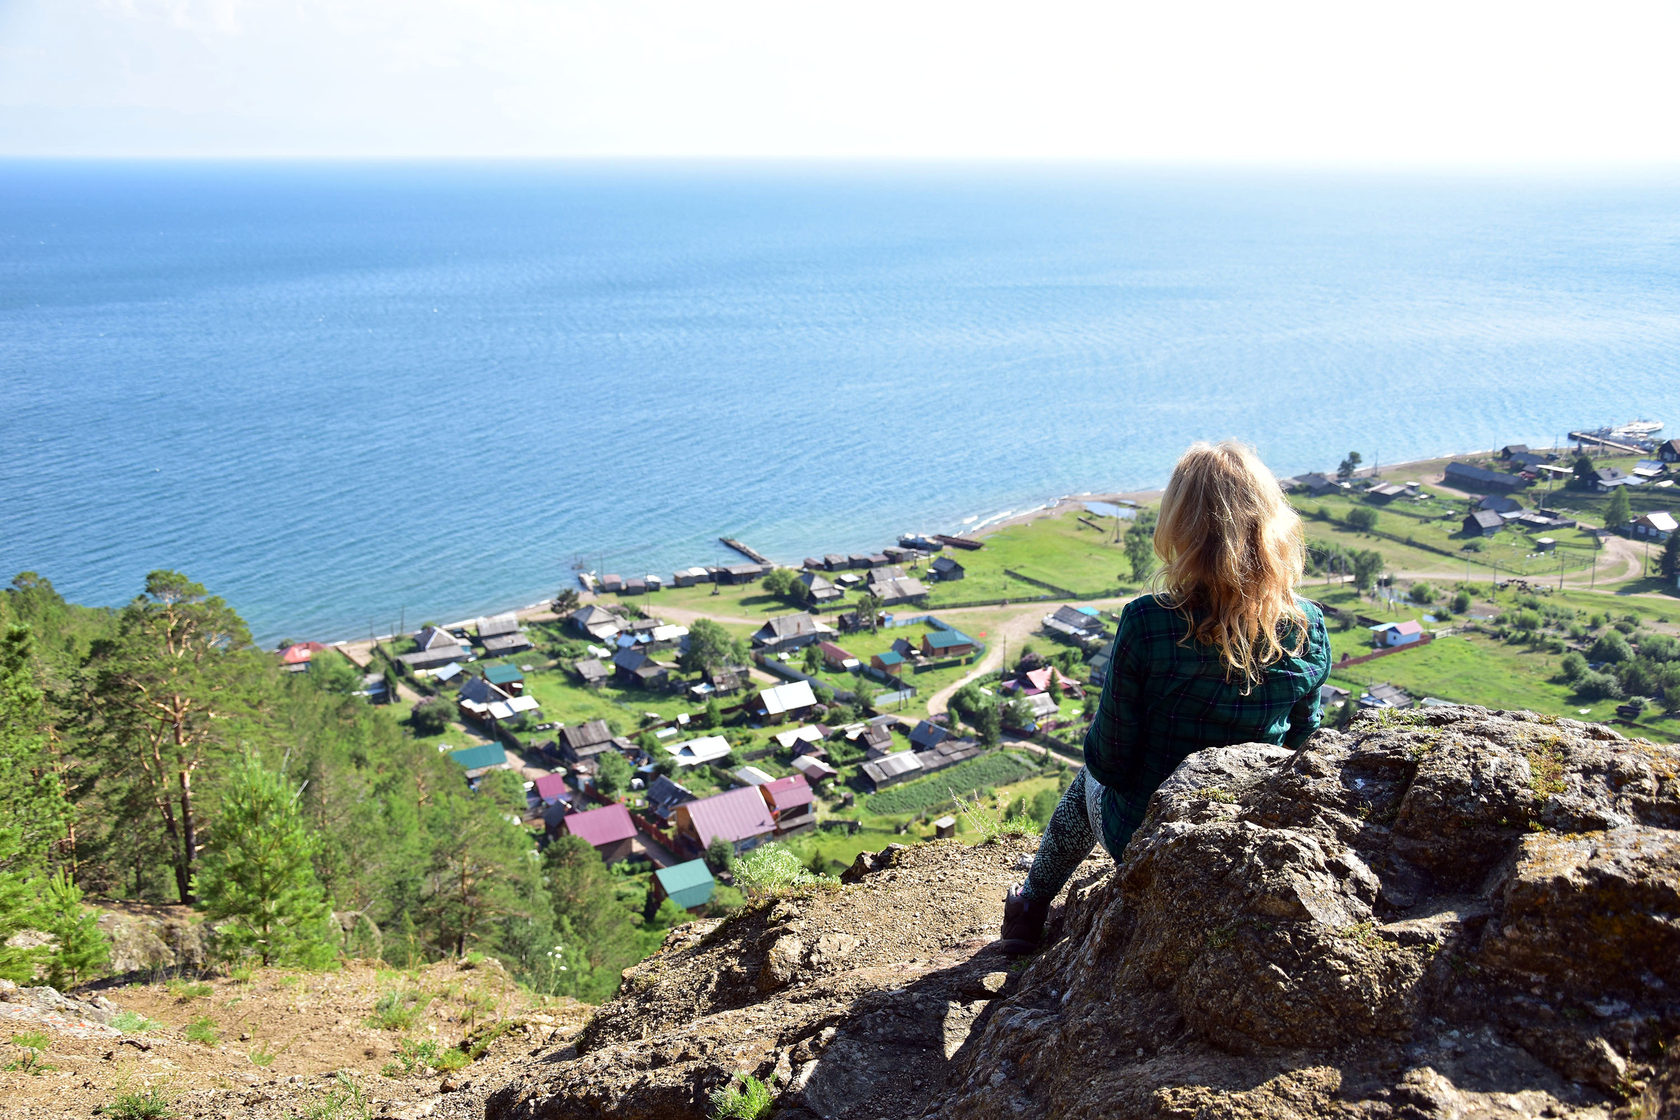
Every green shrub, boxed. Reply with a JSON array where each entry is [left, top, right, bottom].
[[1591, 631, 1632, 664], [5, 1031, 53, 1075], [708, 1074, 773, 1120], [183, 1016, 220, 1046], [953, 791, 1040, 843], [111, 1010, 161, 1034], [302, 1073, 372, 1120], [1575, 670, 1622, 701], [733, 843, 834, 898], [366, 990, 430, 1032], [108, 1087, 173, 1120], [165, 979, 213, 1001]]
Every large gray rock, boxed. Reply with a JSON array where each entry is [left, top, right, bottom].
[[487, 707, 1680, 1120], [943, 707, 1679, 1118]]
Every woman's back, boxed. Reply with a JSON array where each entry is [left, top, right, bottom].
[[1083, 593, 1330, 850]]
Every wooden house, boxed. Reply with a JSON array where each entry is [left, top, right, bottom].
[[761, 774, 816, 836], [398, 625, 470, 670], [1463, 510, 1504, 537], [921, 629, 976, 659], [559, 719, 616, 764], [561, 803, 638, 864], [673, 786, 776, 858], [751, 613, 834, 653]]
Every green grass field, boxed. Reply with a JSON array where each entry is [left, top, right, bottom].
[[1329, 633, 1626, 725], [918, 509, 1141, 601], [1296, 493, 1598, 578]]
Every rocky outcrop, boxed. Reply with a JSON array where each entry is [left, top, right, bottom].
[[487, 708, 1680, 1120], [96, 901, 209, 974]]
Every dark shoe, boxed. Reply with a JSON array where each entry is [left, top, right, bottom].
[[998, 884, 1050, 955]]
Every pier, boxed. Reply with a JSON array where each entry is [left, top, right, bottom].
[[720, 537, 771, 563], [1569, 431, 1643, 455]]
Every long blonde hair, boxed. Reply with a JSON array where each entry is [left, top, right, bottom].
[[1152, 440, 1308, 686]]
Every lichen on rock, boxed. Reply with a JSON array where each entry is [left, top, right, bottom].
[[487, 707, 1680, 1120]]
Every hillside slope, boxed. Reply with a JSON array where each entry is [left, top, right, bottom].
[[0, 958, 588, 1120], [488, 707, 1679, 1120]]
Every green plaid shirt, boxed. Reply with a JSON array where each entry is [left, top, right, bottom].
[[1085, 593, 1331, 856]]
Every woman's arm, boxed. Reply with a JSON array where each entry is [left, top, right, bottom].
[[1283, 609, 1332, 748], [1083, 607, 1144, 790]]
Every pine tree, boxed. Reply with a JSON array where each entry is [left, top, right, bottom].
[[421, 786, 543, 958], [1605, 486, 1632, 530], [43, 870, 109, 989], [194, 755, 335, 968], [0, 827, 45, 982], [1662, 532, 1680, 582], [0, 624, 70, 877], [1125, 511, 1158, 582], [85, 572, 262, 904]]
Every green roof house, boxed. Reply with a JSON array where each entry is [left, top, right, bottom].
[[921, 628, 976, 658], [484, 664, 523, 685], [447, 743, 510, 779], [652, 858, 716, 912]]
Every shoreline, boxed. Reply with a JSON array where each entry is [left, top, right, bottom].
[[328, 449, 1489, 654]]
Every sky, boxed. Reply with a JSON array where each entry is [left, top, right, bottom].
[[2, 0, 1680, 164]]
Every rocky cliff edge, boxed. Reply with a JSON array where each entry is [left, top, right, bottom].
[[487, 707, 1680, 1120]]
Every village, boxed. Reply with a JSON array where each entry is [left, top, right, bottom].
[[274, 424, 1680, 921]]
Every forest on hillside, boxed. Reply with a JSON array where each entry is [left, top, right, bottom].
[[0, 570, 688, 1002]]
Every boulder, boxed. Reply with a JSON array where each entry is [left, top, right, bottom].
[[487, 708, 1680, 1120]]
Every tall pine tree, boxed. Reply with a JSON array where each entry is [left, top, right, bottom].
[[85, 572, 261, 904], [194, 755, 335, 968]]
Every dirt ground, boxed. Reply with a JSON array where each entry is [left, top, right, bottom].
[[0, 958, 589, 1120]]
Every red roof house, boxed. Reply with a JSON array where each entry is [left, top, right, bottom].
[[561, 803, 637, 864], [530, 773, 571, 805], [761, 774, 816, 836], [675, 785, 776, 857], [816, 641, 855, 669]]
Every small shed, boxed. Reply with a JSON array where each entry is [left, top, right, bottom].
[[1370, 619, 1424, 648], [761, 774, 815, 835], [871, 650, 906, 677], [933, 815, 958, 840], [651, 859, 716, 912], [929, 556, 965, 581]]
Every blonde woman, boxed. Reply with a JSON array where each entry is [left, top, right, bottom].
[[999, 440, 1332, 954]]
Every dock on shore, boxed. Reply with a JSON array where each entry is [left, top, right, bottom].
[[720, 537, 770, 564]]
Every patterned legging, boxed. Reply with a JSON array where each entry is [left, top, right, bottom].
[[1021, 767, 1115, 904]]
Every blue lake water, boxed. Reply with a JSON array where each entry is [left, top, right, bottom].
[[4, 161, 1680, 645]]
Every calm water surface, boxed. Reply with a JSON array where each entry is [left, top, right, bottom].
[[3, 162, 1679, 643]]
